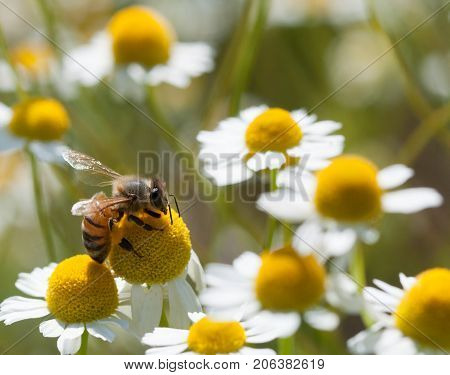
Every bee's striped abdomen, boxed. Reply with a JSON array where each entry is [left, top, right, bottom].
[[82, 214, 110, 263]]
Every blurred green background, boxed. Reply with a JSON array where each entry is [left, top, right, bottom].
[[0, 0, 448, 354]]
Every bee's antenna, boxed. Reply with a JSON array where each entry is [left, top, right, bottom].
[[168, 204, 174, 225], [169, 194, 181, 218]]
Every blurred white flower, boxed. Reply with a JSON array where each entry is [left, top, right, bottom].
[[61, 6, 214, 92], [348, 268, 450, 354], [257, 155, 443, 258], [142, 311, 278, 355], [200, 248, 344, 336], [197, 105, 344, 186], [420, 52, 449, 100]]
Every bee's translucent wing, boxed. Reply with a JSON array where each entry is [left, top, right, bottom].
[[62, 149, 122, 186], [71, 195, 134, 216]]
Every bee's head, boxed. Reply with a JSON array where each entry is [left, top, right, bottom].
[[150, 178, 169, 214]]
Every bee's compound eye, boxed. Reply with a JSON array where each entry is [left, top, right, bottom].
[[151, 187, 159, 199]]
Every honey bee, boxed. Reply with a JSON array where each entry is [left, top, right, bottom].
[[62, 149, 179, 263]]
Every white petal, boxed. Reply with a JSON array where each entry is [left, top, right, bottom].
[[86, 321, 115, 342], [57, 324, 84, 355], [363, 287, 399, 311], [382, 188, 443, 213], [166, 278, 202, 329], [373, 279, 404, 300], [257, 190, 314, 223], [130, 284, 163, 338], [0, 102, 13, 127], [374, 328, 416, 355], [39, 319, 65, 337], [232, 251, 261, 279], [239, 105, 267, 123], [301, 120, 342, 135], [145, 343, 188, 355], [304, 308, 340, 331], [347, 325, 383, 354], [239, 347, 276, 355], [204, 263, 248, 287], [187, 250, 205, 292], [29, 142, 67, 164], [246, 152, 286, 172], [399, 273, 416, 290], [15, 263, 56, 298], [290, 109, 317, 126], [377, 164, 414, 190], [0, 127, 24, 153], [142, 328, 189, 346], [292, 220, 323, 256], [326, 272, 362, 314], [245, 311, 300, 340], [188, 312, 205, 323], [97, 315, 129, 330], [0, 296, 49, 325], [200, 287, 252, 309], [202, 158, 254, 186], [276, 166, 316, 195], [323, 227, 357, 256]]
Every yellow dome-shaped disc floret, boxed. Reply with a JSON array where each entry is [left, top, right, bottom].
[[8, 98, 70, 141], [109, 209, 191, 284], [395, 268, 450, 351], [46, 255, 118, 323], [245, 108, 302, 153], [187, 317, 246, 354], [108, 6, 174, 67], [255, 246, 326, 312], [10, 43, 52, 76], [314, 155, 382, 223]]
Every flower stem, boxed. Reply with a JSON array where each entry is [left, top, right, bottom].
[[350, 243, 372, 327], [35, 0, 58, 46], [229, 0, 270, 116], [263, 169, 278, 250], [278, 335, 295, 355], [26, 145, 57, 262], [77, 329, 89, 355]]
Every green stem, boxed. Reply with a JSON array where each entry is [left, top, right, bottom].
[[26, 145, 57, 262], [229, 0, 270, 115], [146, 85, 184, 152], [263, 169, 278, 250], [278, 335, 295, 355], [349, 244, 372, 327], [77, 329, 89, 355], [283, 222, 293, 245], [35, 0, 58, 46], [399, 103, 450, 164]]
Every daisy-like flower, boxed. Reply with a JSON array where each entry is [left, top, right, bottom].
[[0, 42, 56, 93], [62, 6, 214, 90], [257, 155, 443, 259], [348, 268, 450, 355], [142, 311, 287, 355], [0, 98, 70, 163], [106, 208, 204, 337], [197, 105, 344, 186], [0, 255, 129, 355], [200, 246, 341, 336]]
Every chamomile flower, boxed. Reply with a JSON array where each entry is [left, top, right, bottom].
[[200, 246, 341, 336], [348, 268, 450, 355], [142, 311, 285, 355], [0, 255, 129, 355], [107, 209, 204, 337], [197, 105, 344, 186], [62, 6, 214, 90], [0, 98, 70, 163], [257, 155, 443, 259], [0, 42, 56, 93]]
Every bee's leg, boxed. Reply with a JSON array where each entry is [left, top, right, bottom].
[[128, 214, 163, 231], [118, 237, 143, 258]]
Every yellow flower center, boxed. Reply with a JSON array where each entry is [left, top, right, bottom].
[[109, 209, 191, 284], [395, 268, 450, 351], [245, 108, 302, 153], [314, 155, 382, 223], [46, 255, 118, 323], [8, 98, 70, 141], [10, 43, 52, 76], [108, 6, 174, 67], [255, 246, 326, 312], [187, 317, 246, 354]]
